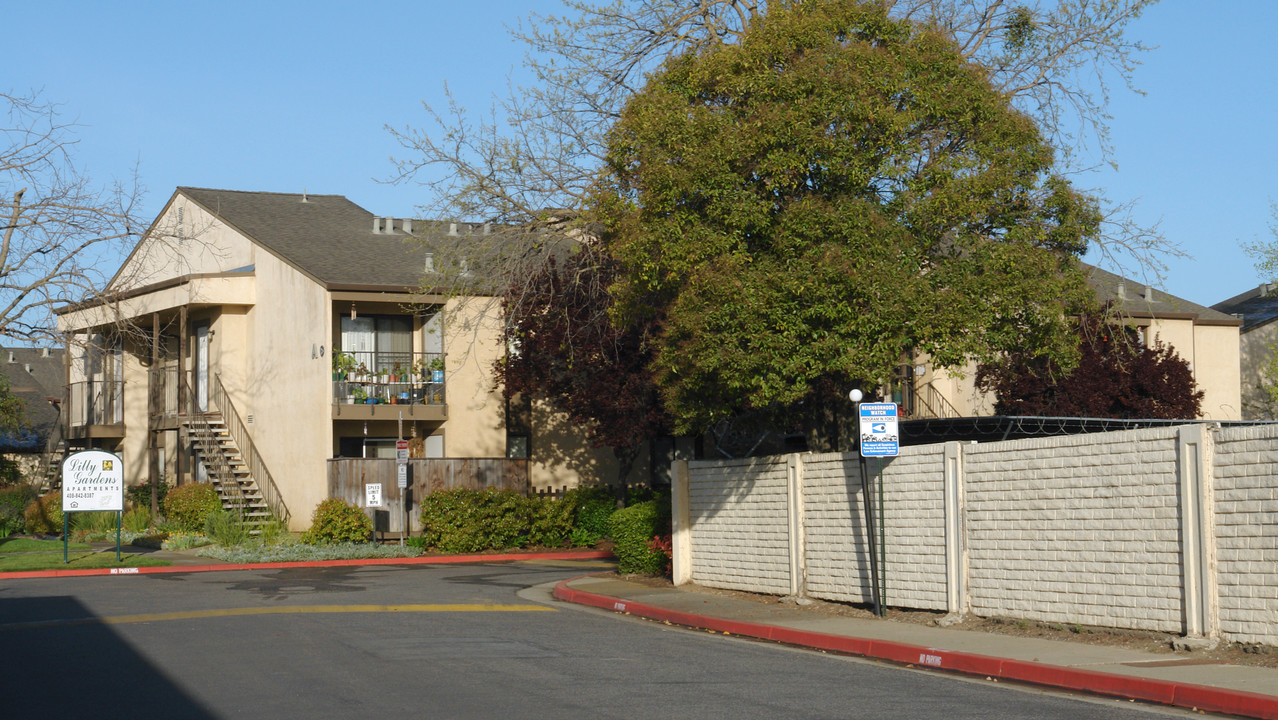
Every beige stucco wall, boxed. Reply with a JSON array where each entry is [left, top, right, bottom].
[[438, 297, 506, 459], [234, 251, 332, 529], [1193, 324, 1241, 421], [1239, 324, 1278, 420], [527, 401, 646, 491], [109, 195, 255, 292], [927, 319, 1240, 422]]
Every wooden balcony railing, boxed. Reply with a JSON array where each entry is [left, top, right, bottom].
[[67, 379, 124, 427]]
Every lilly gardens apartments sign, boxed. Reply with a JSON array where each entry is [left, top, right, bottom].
[[61, 450, 125, 562]]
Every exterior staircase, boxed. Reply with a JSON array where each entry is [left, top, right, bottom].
[[183, 412, 272, 531], [37, 417, 67, 494], [38, 440, 66, 494]]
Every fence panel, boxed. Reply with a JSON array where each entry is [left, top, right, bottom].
[[327, 458, 530, 534]]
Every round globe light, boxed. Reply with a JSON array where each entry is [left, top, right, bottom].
[[849, 389, 863, 402]]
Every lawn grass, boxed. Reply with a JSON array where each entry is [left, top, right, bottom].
[[0, 538, 171, 572], [0, 537, 91, 554]]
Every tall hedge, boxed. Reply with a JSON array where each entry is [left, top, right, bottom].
[[609, 498, 671, 575]]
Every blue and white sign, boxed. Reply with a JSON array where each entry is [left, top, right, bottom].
[[859, 402, 899, 457]]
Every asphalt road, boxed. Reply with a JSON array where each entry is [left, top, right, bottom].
[[0, 560, 1198, 719]]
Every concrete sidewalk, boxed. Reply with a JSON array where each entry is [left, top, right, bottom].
[[554, 574, 1278, 720]]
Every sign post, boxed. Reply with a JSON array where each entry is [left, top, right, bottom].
[[61, 450, 125, 563], [395, 438, 409, 546], [856, 401, 898, 617]]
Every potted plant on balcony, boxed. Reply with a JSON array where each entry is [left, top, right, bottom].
[[428, 356, 445, 385], [333, 352, 357, 381]]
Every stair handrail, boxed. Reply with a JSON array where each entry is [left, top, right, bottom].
[[38, 404, 66, 489], [179, 372, 248, 515], [918, 381, 962, 420], [210, 373, 291, 526]]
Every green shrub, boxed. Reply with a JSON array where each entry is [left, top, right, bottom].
[[163, 483, 223, 532], [301, 498, 372, 545], [527, 496, 574, 547], [565, 485, 616, 540], [418, 488, 537, 553], [204, 510, 250, 546], [23, 491, 64, 536], [0, 456, 23, 486], [0, 484, 34, 538], [609, 498, 671, 575], [127, 480, 170, 511]]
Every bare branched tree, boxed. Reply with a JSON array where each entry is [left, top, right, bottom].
[[1, 90, 143, 344], [390, 0, 1168, 286]]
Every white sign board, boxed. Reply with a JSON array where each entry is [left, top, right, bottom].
[[858, 402, 900, 458], [396, 439, 409, 464], [365, 483, 383, 508], [61, 450, 125, 512], [397, 463, 408, 489]]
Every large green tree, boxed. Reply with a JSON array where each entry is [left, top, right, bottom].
[[597, 0, 1099, 431], [394, 0, 1159, 453]]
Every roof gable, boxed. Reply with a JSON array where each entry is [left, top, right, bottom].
[[177, 187, 430, 288]]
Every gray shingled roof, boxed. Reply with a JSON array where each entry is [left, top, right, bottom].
[[1083, 264, 1240, 326], [178, 187, 431, 288], [0, 347, 64, 449], [1212, 284, 1278, 332]]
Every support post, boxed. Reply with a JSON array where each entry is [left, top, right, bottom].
[[671, 459, 693, 585], [943, 442, 966, 618], [786, 453, 805, 597], [150, 312, 160, 516], [1178, 425, 1217, 640]]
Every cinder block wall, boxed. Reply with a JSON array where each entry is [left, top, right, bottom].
[[680, 424, 1278, 646], [964, 428, 1185, 632], [803, 448, 948, 610], [687, 456, 791, 594], [1214, 424, 1278, 644], [802, 452, 872, 604]]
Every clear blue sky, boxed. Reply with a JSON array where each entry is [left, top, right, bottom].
[[3, 0, 1273, 308]]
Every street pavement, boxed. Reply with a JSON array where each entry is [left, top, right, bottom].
[[6, 546, 1278, 718]]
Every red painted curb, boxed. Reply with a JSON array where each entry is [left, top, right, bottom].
[[552, 579, 1278, 720], [0, 550, 614, 581]]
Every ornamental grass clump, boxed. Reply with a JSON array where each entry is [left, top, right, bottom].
[[163, 483, 222, 532], [301, 498, 372, 545]]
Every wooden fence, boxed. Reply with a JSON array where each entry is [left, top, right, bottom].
[[327, 458, 529, 535]]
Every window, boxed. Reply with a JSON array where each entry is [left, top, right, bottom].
[[507, 435, 529, 460], [341, 315, 412, 372]]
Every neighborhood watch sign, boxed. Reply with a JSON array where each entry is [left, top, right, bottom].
[[61, 450, 124, 512]]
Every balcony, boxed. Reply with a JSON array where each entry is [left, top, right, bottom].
[[67, 379, 125, 439], [332, 351, 447, 422]]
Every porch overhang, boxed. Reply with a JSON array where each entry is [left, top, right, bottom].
[[57, 273, 256, 333]]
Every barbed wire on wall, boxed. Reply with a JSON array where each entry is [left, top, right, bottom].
[[901, 415, 1277, 446]]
